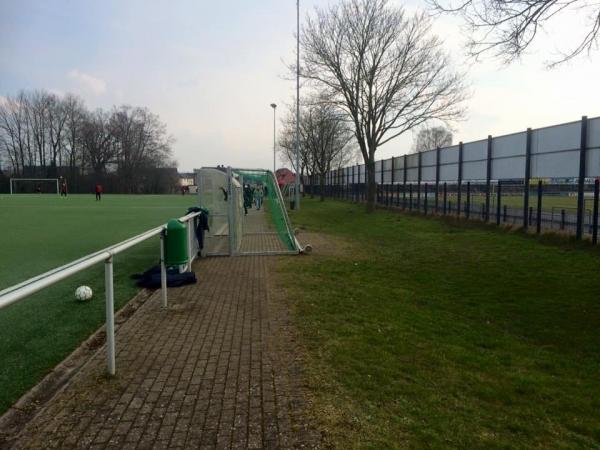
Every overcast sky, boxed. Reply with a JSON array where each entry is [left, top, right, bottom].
[[1, 0, 599, 172]]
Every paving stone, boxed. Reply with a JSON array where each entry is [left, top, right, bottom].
[[10, 210, 320, 449]]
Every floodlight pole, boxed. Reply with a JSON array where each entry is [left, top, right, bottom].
[[271, 103, 277, 173], [295, 0, 301, 210]]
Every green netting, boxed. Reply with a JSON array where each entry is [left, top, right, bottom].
[[235, 170, 296, 251]]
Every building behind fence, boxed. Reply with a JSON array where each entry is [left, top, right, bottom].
[[305, 115, 600, 243]]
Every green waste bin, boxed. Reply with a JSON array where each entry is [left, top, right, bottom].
[[165, 219, 188, 265]]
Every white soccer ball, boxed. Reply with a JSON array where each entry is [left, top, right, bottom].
[[75, 285, 93, 302]]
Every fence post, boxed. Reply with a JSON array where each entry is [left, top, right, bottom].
[[409, 184, 413, 211], [503, 204, 508, 223], [523, 128, 532, 231], [485, 135, 492, 222], [386, 184, 390, 207], [576, 116, 589, 240], [417, 152, 422, 208], [466, 181, 471, 219], [352, 166, 355, 201], [391, 157, 396, 185], [396, 183, 400, 207], [435, 146, 441, 213], [561, 209, 566, 230], [529, 206, 533, 226], [443, 182, 447, 215], [160, 230, 168, 308], [424, 183, 428, 215], [380, 160, 384, 185], [537, 180, 543, 234], [104, 255, 116, 376], [457, 142, 463, 217], [403, 154, 408, 209], [593, 179, 599, 244], [496, 181, 502, 226]]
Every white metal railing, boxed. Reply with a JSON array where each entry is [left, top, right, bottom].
[[0, 211, 201, 375]]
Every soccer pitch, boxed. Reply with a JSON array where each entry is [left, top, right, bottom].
[[0, 194, 197, 414]]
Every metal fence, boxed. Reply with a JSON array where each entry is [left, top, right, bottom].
[[305, 115, 600, 242]]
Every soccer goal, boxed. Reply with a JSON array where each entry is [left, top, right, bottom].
[[10, 178, 60, 194]]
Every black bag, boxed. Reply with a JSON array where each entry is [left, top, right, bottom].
[[132, 265, 197, 288]]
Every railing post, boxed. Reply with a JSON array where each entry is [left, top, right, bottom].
[[424, 183, 428, 215], [160, 230, 168, 308], [104, 255, 116, 376], [576, 116, 588, 240], [187, 218, 193, 270]]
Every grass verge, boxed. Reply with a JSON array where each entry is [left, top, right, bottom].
[[277, 197, 600, 449]]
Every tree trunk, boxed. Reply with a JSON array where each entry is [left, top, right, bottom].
[[366, 158, 376, 212]]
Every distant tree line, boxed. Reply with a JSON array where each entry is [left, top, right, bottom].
[[0, 90, 178, 194]]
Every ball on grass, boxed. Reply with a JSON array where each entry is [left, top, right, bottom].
[[75, 285, 93, 302]]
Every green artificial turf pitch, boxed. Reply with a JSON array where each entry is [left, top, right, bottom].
[[0, 194, 196, 414]]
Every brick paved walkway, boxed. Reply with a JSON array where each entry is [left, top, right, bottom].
[[10, 256, 320, 449], [240, 208, 292, 255]]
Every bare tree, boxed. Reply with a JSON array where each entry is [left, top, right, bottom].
[[301, 0, 467, 211], [0, 93, 28, 175], [412, 125, 453, 153], [62, 94, 86, 177], [80, 109, 115, 176], [25, 91, 53, 171], [47, 93, 68, 172], [110, 106, 174, 193], [430, 0, 600, 67], [280, 97, 356, 201], [278, 102, 314, 185]]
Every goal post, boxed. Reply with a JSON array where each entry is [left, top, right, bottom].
[[10, 178, 60, 195]]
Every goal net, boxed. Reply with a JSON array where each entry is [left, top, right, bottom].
[[10, 178, 59, 194], [194, 167, 298, 256]]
